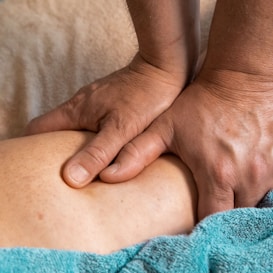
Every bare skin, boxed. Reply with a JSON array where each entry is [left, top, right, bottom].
[[0, 131, 197, 254]]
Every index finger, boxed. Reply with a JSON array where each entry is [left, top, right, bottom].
[[62, 125, 134, 188], [197, 178, 234, 221]]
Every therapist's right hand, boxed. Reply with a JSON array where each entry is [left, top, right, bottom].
[[25, 53, 184, 187]]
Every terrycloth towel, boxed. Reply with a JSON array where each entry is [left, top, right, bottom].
[[1, 191, 273, 273]]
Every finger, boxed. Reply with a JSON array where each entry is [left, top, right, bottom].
[[234, 158, 273, 208], [100, 128, 167, 183], [63, 126, 132, 188], [197, 178, 234, 221], [235, 185, 271, 208], [25, 104, 80, 135]]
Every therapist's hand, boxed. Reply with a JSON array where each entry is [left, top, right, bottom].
[[25, 54, 184, 187], [101, 69, 273, 220]]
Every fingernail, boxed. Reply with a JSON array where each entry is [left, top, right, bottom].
[[68, 164, 91, 185], [106, 163, 120, 174]]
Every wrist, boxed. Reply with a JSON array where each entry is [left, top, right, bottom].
[[127, 0, 200, 88], [130, 52, 188, 91], [197, 68, 273, 105], [135, 34, 199, 88]]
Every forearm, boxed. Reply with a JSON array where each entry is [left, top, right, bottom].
[[127, 0, 200, 85], [204, 0, 273, 76]]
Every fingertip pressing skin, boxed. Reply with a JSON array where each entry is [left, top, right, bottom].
[[99, 163, 123, 183], [63, 150, 111, 188], [63, 163, 92, 188], [60, 132, 96, 188], [63, 125, 140, 187], [100, 131, 167, 183], [100, 160, 146, 184]]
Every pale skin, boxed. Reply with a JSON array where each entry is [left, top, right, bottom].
[[26, 0, 273, 220], [0, 131, 197, 254]]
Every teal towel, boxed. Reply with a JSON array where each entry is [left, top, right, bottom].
[[1, 191, 273, 272]]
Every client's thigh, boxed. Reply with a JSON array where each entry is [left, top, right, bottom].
[[0, 131, 197, 254]]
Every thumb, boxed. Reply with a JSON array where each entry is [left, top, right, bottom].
[[197, 177, 234, 221], [63, 126, 135, 188], [25, 103, 80, 135], [100, 128, 168, 183]]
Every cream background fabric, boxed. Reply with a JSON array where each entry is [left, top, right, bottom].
[[0, 0, 216, 139]]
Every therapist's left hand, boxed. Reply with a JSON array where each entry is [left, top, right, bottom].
[[100, 69, 273, 221]]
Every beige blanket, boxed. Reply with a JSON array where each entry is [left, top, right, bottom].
[[0, 0, 216, 139]]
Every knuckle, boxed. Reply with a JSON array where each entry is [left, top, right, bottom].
[[208, 158, 236, 194], [101, 111, 142, 139], [86, 82, 99, 92], [65, 91, 85, 110], [234, 154, 271, 207], [248, 154, 269, 185], [122, 142, 142, 162], [62, 97, 79, 119], [211, 189, 233, 204], [216, 162, 234, 185], [63, 91, 91, 129], [152, 115, 173, 148], [79, 111, 91, 129], [82, 145, 110, 167]]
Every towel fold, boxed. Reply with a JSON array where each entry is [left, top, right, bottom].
[[1, 192, 273, 273]]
